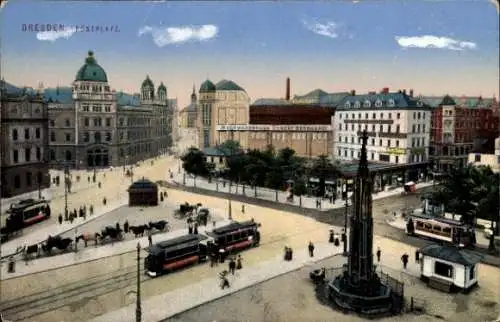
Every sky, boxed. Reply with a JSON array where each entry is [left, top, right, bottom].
[[1, 1, 499, 108]]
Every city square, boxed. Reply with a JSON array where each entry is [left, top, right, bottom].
[[1, 1, 500, 322]]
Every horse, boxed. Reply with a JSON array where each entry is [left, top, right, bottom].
[[99, 226, 123, 244], [42, 236, 73, 254], [147, 220, 169, 232], [76, 233, 99, 247], [56, 238, 73, 250], [23, 243, 41, 259], [129, 225, 147, 238]]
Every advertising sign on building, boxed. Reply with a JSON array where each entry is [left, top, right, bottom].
[[216, 124, 332, 132], [386, 147, 406, 155]]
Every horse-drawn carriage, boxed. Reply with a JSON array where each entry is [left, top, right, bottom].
[[175, 202, 203, 218], [22, 235, 74, 259]]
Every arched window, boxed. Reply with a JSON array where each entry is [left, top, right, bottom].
[[375, 100, 383, 108], [344, 101, 351, 109], [388, 99, 395, 107], [363, 100, 371, 108], [354, 101, 361, 108]]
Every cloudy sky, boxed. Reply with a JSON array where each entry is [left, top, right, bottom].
[[1, 1, 499, 107]]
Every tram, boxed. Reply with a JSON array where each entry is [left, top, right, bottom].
[[145, 234, 210, 277], [6, 199, 51, 226], [406, 213, 475, 248], [207, 220, 261, 254]]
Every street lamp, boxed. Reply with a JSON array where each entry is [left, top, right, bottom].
[[135, 242, 142, 322], [343, 178, 350, 256], [64, 165, 70, 219]]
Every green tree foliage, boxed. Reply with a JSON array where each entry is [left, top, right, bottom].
[[309, 155, 340, 197], [429, 165, 499, 230], [181, 147, 209, 177]]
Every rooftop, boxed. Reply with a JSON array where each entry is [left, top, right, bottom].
[[420, 244, 483, 266]]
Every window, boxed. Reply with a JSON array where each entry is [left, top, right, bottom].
[[36, 147, 41, 160], [379, 139, 382, 146], [363, 100, 371, 108], [84, 117, 89, 127], [375, 100, 382, 107], [104, 105, 111, 112], [372, 113, 376, 119], [50, 120, 55, 127], [95, 132, 101, 142], [24, 128, 30, 140], [371, 153, 374, 160], [474, 154, 481, 162], [388, 99, 395, 107], [395, 156, 399, 163], [344, 102, 351, 109], [50, 149, 55, 161], [371, 138, 375, 145], [25, 148, 31, 162], [397, 113, 401, 119], [396, 125, 400, 133], [84, 132, 90, 142], [379, 154, 390, 162], [388, 113, 392, 119], [469, 266, 476, 280], [388, 140, 391, 147], [26, 172, 32, 187], [82, 104, 89, 112], [12, 129, 18, 140], [412, 124, 416, 133], [35, 128, 41, 139], [14, 175, 21, 189], [396, 140, 399, 147], [65, 150, 72, 161], [106, 118, 111, 127], [65, 133, 71, 142], [65, 119, 70, 127], [434, 261, 453, 278], [354, 101, 361, 108], [13, 149, 19, 163], [380, 113, 384, 119], [497, 155, 500, 165], [423, 124, 426, 132], [119, 132, 124, 141], [105, 132, 112, 141], [417, 124, 421, 133], [388, 125, 392, 133]]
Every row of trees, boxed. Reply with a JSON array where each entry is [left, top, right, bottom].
[[427, 165, 499, 235], [181, 141, 341, 197]]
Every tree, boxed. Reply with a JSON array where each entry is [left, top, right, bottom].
[[309, 155, 340, 197], [292, 179, 307, 196], [181, 147, 209, 177]]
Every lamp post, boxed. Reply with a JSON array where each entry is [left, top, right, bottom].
[[64, 165, 69, 219], [135, 242, 142, 322], [228, 198, 232, 221], [343, 178, 349, 256]]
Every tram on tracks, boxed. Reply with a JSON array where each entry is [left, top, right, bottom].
[[406, 213, 476, 248], [1, 199, 51, 242], [145, 220, 261, 277]]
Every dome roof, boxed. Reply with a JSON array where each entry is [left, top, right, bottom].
[[75, 51, 108, 82], [440, 94, 456, 106], [142, 76, 154, 89], [200, 79, 216, 92], [215, 79, 245, 92], [158, 82, 167, 92]]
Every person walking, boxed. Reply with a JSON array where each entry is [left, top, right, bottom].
[[229, 257, 236, 275], [308, 241, 315, 257], [124, 220, 129, 234], [219, 270, 230, 289], [401, 253, 409, 269], [241, 204, 245, 214], [58, 214, 63, 225], [147, 230, 153, 247], [329, 229, 334, 243], [236, 255, 243, 270], [415, 250, 420, 263], [193, 222, 199, 235], [376, 247, 381, 262], [188, 222, 193, 234]]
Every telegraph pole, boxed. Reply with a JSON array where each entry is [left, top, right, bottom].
[[136, 242, 142, 322]]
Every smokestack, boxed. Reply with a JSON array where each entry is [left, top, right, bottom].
[[382, 87, 389, 94], [285, 77, 290, 101], [409, 89, 414, 97], [350, 89, 356, 96]]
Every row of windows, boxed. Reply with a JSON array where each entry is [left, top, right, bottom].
[[12, 128, 41, 141], [75, 84, 110, 92], [82, 104, 112, 112], [84, 117, 112, 127], [338, 111, 426, 120], [338, 123, 427, 134], [10, 172, 43, 190], [50, 132, 72, 142], [12, 147, 43, 163], [82, 132, 112, 143], [50, 119, 71, 127], [338, 136, 426, 148], [337, 149, 425, 163], [118, 117, 151, 127], [344, 99, 396, 109], [202, 104, 212, 126]]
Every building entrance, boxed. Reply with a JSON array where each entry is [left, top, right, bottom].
[[87, 147, 109, 167]]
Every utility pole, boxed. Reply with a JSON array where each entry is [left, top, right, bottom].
[[136, 242, 142, 322], [343, 178, 349, 256], [64, 165, 69, 219]]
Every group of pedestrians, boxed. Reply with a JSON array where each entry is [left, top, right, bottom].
[[58, 204, 94, 225], [218, 254, 243, 289]]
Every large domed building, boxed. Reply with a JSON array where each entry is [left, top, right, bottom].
[[47, 51, 176, 169]]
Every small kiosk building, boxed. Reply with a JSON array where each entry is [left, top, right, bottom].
[[128, 178, 159, 207], [420, 244, 482, 293]]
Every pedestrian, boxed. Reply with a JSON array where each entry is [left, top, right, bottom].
[[329, 229, 334, 243], [73, 208, 77, 219], [88, 176, 90, 183], [241, 204, 245, 214], [188, 222, 193, 234], [69, 214, 74, 224], [124, 220, 129, 234], [148, 230, 153, 247], [415, 249, 420, 263], [103, 197, 107, 205], [401, 253, 409, 269], [236, 255, 243, 269], [58, 214, 63, 225], [284, 246, 289, 261], [308, 241, 315, 257], [219, 248, 226, 263], [229, 257, 236, 275], [219, 270, 230, 289], [193, 222, 198, 235], [213, 221, 216, 228], [376, 247, 381, 262], [90, 204, 94, 215]]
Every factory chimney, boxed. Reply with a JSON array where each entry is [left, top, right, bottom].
[[285, 77, 291, 101]]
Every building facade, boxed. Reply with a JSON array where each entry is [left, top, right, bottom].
[[197, 79, 250, 149], [430, 95, 499, 171], [48, 51, 175, 168], [180, 86, 198, 128], [0, 81, 50, 198], [333, 88, 432, 165]]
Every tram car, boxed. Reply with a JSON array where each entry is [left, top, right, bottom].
[[145, 234, 210, 277], [7, 199, 51, 226], [406, 213, 475, 248], [207, 220, 261, 254]]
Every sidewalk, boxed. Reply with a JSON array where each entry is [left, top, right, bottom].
[[0, 196, 128, 259], [168, 171, 434, 212], [1, 219, 232, 280], [90, 242, 343, 322]]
